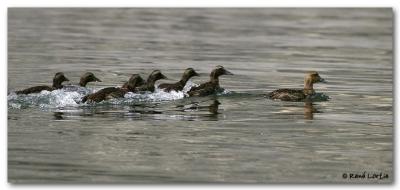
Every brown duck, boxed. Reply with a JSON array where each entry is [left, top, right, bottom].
[[158, 68, 199, 92], [187, 65, 233, 97], [135, 70, 167, 92], [82, 74, 144, 103], [268, 71, 326, 101], [78, 72, 102, 87], [15, 72, 70, 95]]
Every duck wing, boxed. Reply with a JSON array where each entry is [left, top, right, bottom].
[[82, 87, 119, 103], [159, 82, 184, 92], [158, 83, 174, 92], [16, 85, 54, 95], [188, 81, 212, 92], [269, 89, 306, 101], [188, 82, 217, 97], [105, 89, 127, 100], [136, 84, 155, 92]]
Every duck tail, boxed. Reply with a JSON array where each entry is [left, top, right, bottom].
[[81, 95, 88, 103], [267, 91, 275, 99]]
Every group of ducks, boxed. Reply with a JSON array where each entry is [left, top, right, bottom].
[[14, 65, 327, 103]]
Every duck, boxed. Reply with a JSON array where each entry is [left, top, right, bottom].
[[135, 70, 168, 92], [63, 72, 102, 92], [158, 68, 199, 92], [82, 74, 144, 103], [78, 72, 102, 87], [268, 71, 326, 101], [15, 72, 70, 95], [187, 65, 233, 97]]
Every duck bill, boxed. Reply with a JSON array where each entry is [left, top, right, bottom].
[[94, 76, 102, 82], [63, 77, 70, 82], [193, 72, 200, 77], [161, 74, 168, 80], [224, 70, 234, 75], [319, 78, 327, 83]]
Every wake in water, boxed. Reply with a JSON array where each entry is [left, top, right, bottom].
[[8, 81, 232, 109]]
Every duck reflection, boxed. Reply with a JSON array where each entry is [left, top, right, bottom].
[[275, 101, 320, 120], [173, 98, 222, 120], [304, 101, 318, 120], [179, 99, 221, 114], [53, 112, 64, 120], [208, 100, 221, 115]]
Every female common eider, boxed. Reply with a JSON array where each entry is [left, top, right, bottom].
[[187, 65, 233, 97], [79, 72, 102, 87], [82, 74, 144, 103], [158, 68, 199, 92], [268, 71, 326, 101], [15, 72, 69, 95], [135, 70, 167, 92]]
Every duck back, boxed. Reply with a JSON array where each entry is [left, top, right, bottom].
[[158, 82, 184, 92], [188, 81, 219, 97], [269, 89, 306, 101], [16, 85, 54, 95], [82, 87, 120, 103]]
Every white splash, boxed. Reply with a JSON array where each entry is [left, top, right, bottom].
[[8, 88, 87, 109], [8, 80, 232, 109]]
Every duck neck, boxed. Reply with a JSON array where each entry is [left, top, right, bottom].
[[303, 78, 315, 95], [53, 80, 63, 89], [79, 79, 87, 87], [121, 88, 129, 93], [146, 78, 156, 88], [179, 75, 191, 86], [210, 73, 220, 86]]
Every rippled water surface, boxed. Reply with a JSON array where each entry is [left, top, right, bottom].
[[8, 8, 393, 183]]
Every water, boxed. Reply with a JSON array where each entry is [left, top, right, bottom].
[[8, 8, 393, 183]]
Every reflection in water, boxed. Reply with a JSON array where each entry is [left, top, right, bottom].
[[49, 98, 223, 121], [178, 99, 221, 114], [128, 110, 163, 114], [274, 101, 321, 120], [304, 101, 318, 120], [208, 100, 221, 115], [53, 112, 64, 120]]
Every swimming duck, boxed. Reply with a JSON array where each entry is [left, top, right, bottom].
[[82, 74, 144, 103], [79, 72, 102, 87], [63, 72, 102, 92], [158, 68, 199, 92], [15, 72, 70, 95], [268, 71, 326, 101], [187, 65, 233, 97], [135, 70, 168, 92]]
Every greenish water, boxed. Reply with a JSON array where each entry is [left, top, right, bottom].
[[8, 8, 392, 183]]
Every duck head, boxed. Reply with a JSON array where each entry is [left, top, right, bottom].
[[53, 72, 69, 88], [126, 74, 145, 92], [209, 100, 221, 115], [181, 68, 199, 81], [304, 71, 326, 91], [147, 70, 167, 83], [210, 65, 233, 80], [184, 68, 199, 78], [79, 72, 102, 87]]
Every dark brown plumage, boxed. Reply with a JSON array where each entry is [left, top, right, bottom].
[[187, 65, 233, 97], [15, 72, 69, 95], [82, 74, 144, 103], [268, 71, 326, 101], [158, 68, 199, 92], [79, 72, 102, 87], [135, 70, 167, 92]]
